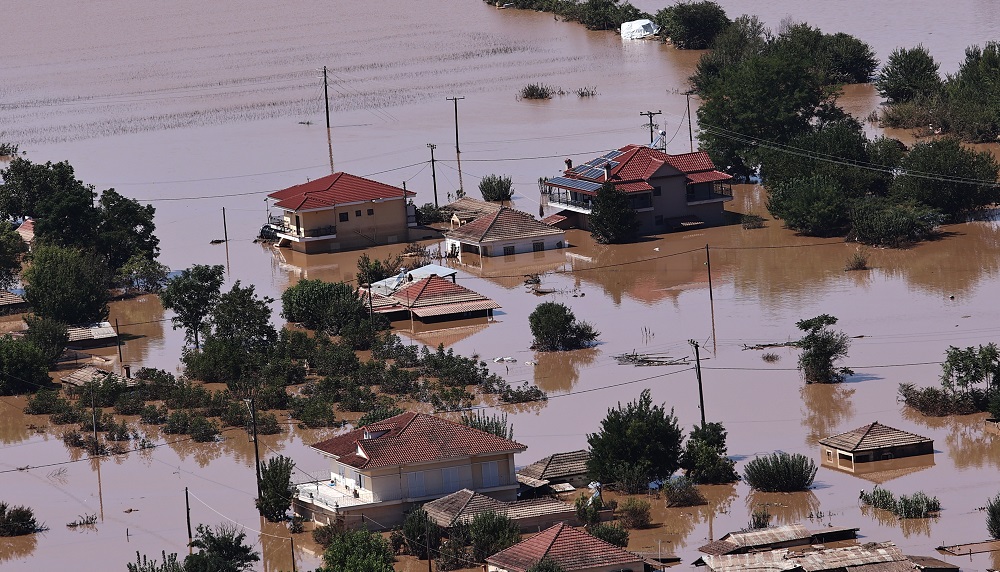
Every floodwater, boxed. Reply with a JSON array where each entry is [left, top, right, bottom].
[[4, 0, 1000, 570]]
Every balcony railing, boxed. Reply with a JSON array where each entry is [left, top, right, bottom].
[[267, 218, 337, 238], [294, 470, 516, 510], [546, 195, 593, 214]]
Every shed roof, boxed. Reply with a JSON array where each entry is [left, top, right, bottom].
[[390, 274, 500, 317], [310, 412, 525, 470], [423, 489, 575, 528], [65, 322, 118, 343], [444, 207, 564, 245], [62, 365, 134, 387], [486, 522, 643, 572], [517, 450, 589, 485], [819, 422, 932, 453], [268, 172, 414, 211], [701, 543, 908, 572]]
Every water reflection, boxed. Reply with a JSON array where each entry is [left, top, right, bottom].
[[800, 384, 856, 446], [859, 505, 937, 538], [634, 484, 738, 552], [902, 410, 1000, 470], [531, 349, 599, 394], [0, 531, 38, 564], [745, 491, 822, 526], [0, 396, 37, 444]]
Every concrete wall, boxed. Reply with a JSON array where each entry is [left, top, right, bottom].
[[281, 197, 410, 253], [447, 235, 566, 258]]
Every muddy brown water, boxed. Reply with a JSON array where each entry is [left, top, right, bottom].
[[4, 0, 1000, 570]]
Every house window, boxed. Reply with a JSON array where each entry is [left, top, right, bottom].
[[655, 215, 664, 226], [355, 210, 362, 217], [503, 246, 515, 256], [826, 450, 833, 461], [532, 242, 544, 252], [686, 186, 696, 201], [339, 212, 349, 223], [652, 186, 661, 197], [358, 473, 366, 490], [555, 241, 563, 248], [481, 461, 499, 488], [442, 467, 461, 493], [406, 471, 426, 498], [367, 208, 374, 215]]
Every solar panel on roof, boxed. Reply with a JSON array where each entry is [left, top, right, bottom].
[[602, 151, 618, 159], [546, 177, 603, 192]]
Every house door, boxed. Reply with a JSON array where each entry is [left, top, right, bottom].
[[294, 215, 301, 235], [406, 471, 425, 498]]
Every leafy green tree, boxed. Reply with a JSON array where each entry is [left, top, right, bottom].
[[0, 223, 27, 290], [876, 45, 942, 104], [183, 523, 260, 572], [116, 254, 170, 294], [849, 197, 941, 247], [587, 389, 683, 485], [281, 279, 371, 334], [890, 138, 1000, 221], [766, 175, 852, 237], [160, 264, 225, 349], [356, 405, 405, 427], [256, 455, 295, 522], [943, 42, 1000, 142], [402, 508, 442, 560], [0, 501, 44, 536], [22, 245, 111, 324], [588, 522, 629, 547], [356, 252, 403, 287], [691, 14, 770, 95], [0, 158, 87, 220], [795, 314, 853, 383], [988, 494, 1000, 539], [23, 315, 68, 368], [680, 422, 739, 484], [577, 0, 648, 31], [479, 174, 515, 202], [460, 411, 514, 439], [317, 528, 395, 572], [588, 183, 639, 244], [574, 493, 602, 526], [940, 344, 1000, 395], [95, 189, 159, 272], [528, 558, 567, 572], [32, 175, 98, 250], [210, 282, 277, 357], [528, 302, 599, 351], [654, 1, 730, 49], [469, 510, 521, 562]]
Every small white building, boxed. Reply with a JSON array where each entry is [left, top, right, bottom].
[[444, 206, 566, 259]]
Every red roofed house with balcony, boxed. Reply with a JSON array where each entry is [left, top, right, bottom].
[[266, 172, 416, 253], [486, 522, 645, 572], [293, 411, 526, 529], [542, 143, 733, 233]]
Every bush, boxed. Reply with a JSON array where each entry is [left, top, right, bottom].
[[988, 494, 1000, 539], [741, 214, 765, 229], [312, 521, 345, 548], [589, 182, 640, 244], [23, 314, 69, 367], [479, 174, 515, 202], [898, 383, 988, 416], [680, 422, 739, 484], [743, 452, 817, 492], [748, 505, 772, 529], [163, 411, 191, 434], [796, 314, 853, 383], [654, 1, 730, 49], [876, 45, 942, 104], [187, 415, 220, 442], [617, 497, 651, 529], [0, 502, 44, 536], [588, 522, 628, 548], [500, 382, 547, 404], [256, 412, 283, 435], [844, 249, 869, 271], [139, 404, 168, 425], [860, 486, 941, 518], [527, 558, 567, 572], [415, 203, 446, 225], [469, 510, 521, 562], [402, 508, 441, 560], [850, 197, 941, 247], [24, 389, 71, 415], [574, 493, 603, 526], [460, 411, 514, 440], [356, 405, 405, 428], [663, 476, 706, 507], [320, 527, 395, 572], [587, 389, 682, 485], [766, 175, 851, 237], [520, 83, 555, 99], [528, 302, 599, 351], [289, 395, 338, 428]]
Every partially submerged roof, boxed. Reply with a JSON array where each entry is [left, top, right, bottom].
[[368, 264, 458, 297], [310, 412, 526, 470], [15, 219, 34, 243], [424, 489, 575, 528], [698, 524, 859, 557], [819, 422, 932, 453], [66, 322, 118, 343], [701, 543, 908, 572], [486, 522, 643, 572], [517, 450, 589, 487], [906, 556, 959, 571], [444, 207, 564, 245], [447, 197, 503, 221], [62, 365, 133, 387], [391, 274, 500, 318], [268, 172, 415, 211]]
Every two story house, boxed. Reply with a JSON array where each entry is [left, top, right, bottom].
[[266, 172, 416, 253], [541, 144, 733, 234], [293, 412, 526, 529]]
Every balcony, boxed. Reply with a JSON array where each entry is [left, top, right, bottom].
[[267, 215, 337, 241], [686, 182, 733, 205], [546, 195, 593, 215]]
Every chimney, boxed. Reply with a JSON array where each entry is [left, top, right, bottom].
[[604, 165, 611, 181], [564, 158, 573, 170]]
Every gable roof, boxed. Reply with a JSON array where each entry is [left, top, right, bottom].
[[444, 207, 564, 244], [819, 422, 932, 453], [517, 450, 589, 484], [15, 219, 34, 243], [424, 489, 576, 528], [310, 412, 525, 470], [390, 274, 500, 317], [369, 264, 458, 297], [447, 197, 503, 221], [486, 522, 642, 572], [268, 172, 415, 211], [552, 144, 731, 195]]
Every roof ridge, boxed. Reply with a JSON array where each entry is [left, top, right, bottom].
[[406, 277, 434, 307], [856, 421, 878, 448], [540, 522, 565, 559], [539, 453, 555, 479], [477, 208, 505, 242], [454, 489, 477, 527]]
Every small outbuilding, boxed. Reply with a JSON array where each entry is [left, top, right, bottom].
[[696, 524, 859, 561], [446, 197, 503, 229], [423, 488, 577, 532], [819, 422, 933, 475], [444, 207, 566, 259], [486, 522, 645, 572], [516, 449, 590, 493]]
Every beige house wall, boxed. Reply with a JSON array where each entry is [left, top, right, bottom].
[[279, 197, 410, 253]]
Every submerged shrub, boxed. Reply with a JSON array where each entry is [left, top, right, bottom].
[[588, 522, 628, 547], [748, 505, 772, 529], [519, 83, 555, 100], [987, 494, 1000, 539], [663, 476, 707, 507], [844, 249, 869, 271], [0, 502, 44, 536], [743, 452, 817, 492], [617, 497, 651, 529], [860, 486, 941, 518], [741, 213, 765, 229]]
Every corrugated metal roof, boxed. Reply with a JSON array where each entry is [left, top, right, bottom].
[[62, 365, 135, 387], [66, 322, 118, 342], [819, 422, 932, 453], [702, 543, 907, 572]]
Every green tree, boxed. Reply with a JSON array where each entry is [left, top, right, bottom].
[[586, 389, 683, 485], [356, 405, 405, 427], [95, 189, 159, 272], [890, 138, 1000, 221], [0, 223, 27, 290], [317, 528, 395, 572], [0, 158, 87, 220], [256, 455, 295, 522], [875, 45, 942, 104], [211, 282, 277, 357], [460, 411, 514, 440], [32, 175, 98, 250], [183, 523, 260, 572], [577, 0, 647, 31], [940, 344, 1000, 395], [680, 422, 739, 484], [469, 510, 521, 562], [127, 551, 185, 572], [281, 279, 371, 334], [528, 302, 599, 351], [796, 314, 853, 383], [987, 494, 1000, 539], [574, 493, 603, 526], [116, 254, 170, 294], [849, 197, 941, 247], [402, 508, 442, 560], [943, 42, 1000, 142], [23, 315, 68, 368], [160, 264, 225, 349], [0, 501, 44, 536], [356, 252, 403, 287], [766, 175, 852, 237], [479, 174, 515, 202], [588, 522, 629, 547], [654, 1, 730, 49], [588, 183, 640, 244], [22, 245, 111, 324], [527, 558, 567, 572]]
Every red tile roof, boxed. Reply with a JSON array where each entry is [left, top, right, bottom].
[[686, 170, 733, 184], [390, 274, 500, 318], [268, 172, 415, 211], [445, 207, 564, 244], [310, 412, 525, 469], [486, 523, 643, 572], [563, 144, 727, 195]]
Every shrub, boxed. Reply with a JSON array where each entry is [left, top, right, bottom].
[[520, 83, 555, 99], [680, 422, 739, 484], [528, 558, 567, 572], [741, 213, 765, 229], [312, 521, 345, 548], [654, 0, 730, 49], [529, 302, 599, 351], [795, 314, 853, 383], [469, 510, 521, 562], [663, 476, 706, 507], [588, 182, 640, 244], [748, 505, 772, 529], [898, 383, 987, 416], [24, 388, 71, 415], [743, 452, 817, 492], [139, 404, 168, 425], [114, 391, 146, 416], [0, 502, 44, 536], [479, 174, 515, 202], [500, 382, 547, 404], [988, 494, 1000, 539], [575, 86, 598, 97], [320, 528, 394, 572], [617, 497, 651, 529], [289, 395, 338, 428], [587, 389, 682, 485], [588, 522, 628, 548], [574, 493, 603, 526], [163, 411, 191, 434], [460, 411, 514, 440], [850, 197, 941, 247], [860, 486, 941, 518], [188, 415, 220, 442], [876, 45, 942, 104], [844, 249, 869, 271], [256, 412, 282, 435], [402, 508, 441, 560], [766, 175, 851, 237], [761, 353, 780, 363], [415, 203, 446, 225]]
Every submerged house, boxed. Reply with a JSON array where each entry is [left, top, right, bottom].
[[293, 412, 525, 529], [444, 207, 566, 259], [516, 449, 590, 493], [542, 144, 732, 233], [819, 422, 934, 476], [446, 196, 503, 229], [423, 488, 578, 532], [266, 172, 416, 253], [361, 273, 500, 326], [695, 524, 859, 562], [486, 522, 645, 572]]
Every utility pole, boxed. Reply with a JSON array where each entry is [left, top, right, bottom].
[[245, 398, 263, 505], [705, 243, 713, 301], [323, 66, 330, 130], [91, 384, 99, 456], [685, 92, 695, 152], [640, 110, 662, 144], [446, 96, 465, 195], [185, 487, 193, 542], [690, 340, 706, 427], [427, 143, 439, 208]]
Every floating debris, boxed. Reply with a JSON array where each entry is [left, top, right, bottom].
[[742, 341, 797, 351], [614, 351, 690, 367]]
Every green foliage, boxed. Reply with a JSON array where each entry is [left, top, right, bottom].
[[743, 452, 817, 492], [576, 0, 647, 31], [22, 245, 111, 324], [898, 382, 989, 416], [184, 523, 260, 572], [587, 389, 682, 485], [0, 222, 26, 291], [356, 252, 403, 286], [469, 510, 521, 562], [23, 314, 68, 368], [575, 493, 603, 526], [435, 524, 473, 571], [402, 508, 442, 560], [95, 189, 159, 272], [748, 505, 772, 529], [795, 314, 853, 383], [356, 405, 405, 427], [859, 486, 941, 518], [588, 522, 629, 547], [588, 182, 640, 244], [987, 494, 1000, 539], [0, 337, 52, 395], [479, 174, 515, 202], [520, 83, 555, 100], [876, 45, 942, 104], [940, 343, 1000, 394], [256, 455, 295, 522], [127, 550, 185, 572], [890, 138, 1000, 221], [281, 279, 371, 335], [0, 142, 18, 156], [312, 521, 345, 547], [160, 264, 225, 349], [116, 254, 170, 294], [527, 558, 567, 572], [741, 214, 765, 229], [617, 497, 651, 529], [850, 197, 941, 247], [663, 476, 707, 506], [460, 411, 514, 440], [0, 501, 44, 536], [24, 388, 71, 415], [415, 203, 446, 225], [528, 302, 599, 351], [654, 1, 730, 49], [680, 422, 739, 484], [766, 175, 851, 237], [317, 527, 395, 572], [289, 395, 338, 428]]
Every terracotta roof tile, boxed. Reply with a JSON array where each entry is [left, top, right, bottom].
[[389, 274, 500, 317], [517, 450, 589, 482], [444, 207, 564, 244], [310, 412, 526, 469], [819, 422, 932, 453], [268, 172, 414, 211], [686, 170, 733, 184], [425, 489, 576, 528], [486, 523, 643, 572]]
